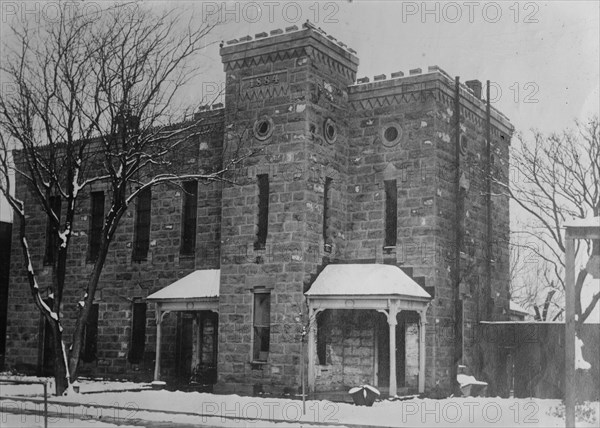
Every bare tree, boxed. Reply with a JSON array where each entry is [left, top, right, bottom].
[[499, 117, 599, 331], [0, 3, 251, 395], [509, 237, 564, 321]]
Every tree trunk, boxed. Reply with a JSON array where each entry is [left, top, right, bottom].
[[49, 321, 69, 395]]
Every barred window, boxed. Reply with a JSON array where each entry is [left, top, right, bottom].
[[132, 187, 151, 261], [44, 196, 62, 265], [88, 192, 104, 262], [128, 301, 147, 364], [255, 174, 269, 250], [323, 177, 333, 246], [81, 303, 99, 363], [253, 292, 270, 361], [180, 181, 198, 255], [384, 179, 398, 247]]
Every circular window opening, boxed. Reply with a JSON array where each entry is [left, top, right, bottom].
[[384, 126, 399, 142], [253, 117, 274, 141], [381, 123, 402, 147], [323, 118, 337, 144], [460, 135, 468, 155]]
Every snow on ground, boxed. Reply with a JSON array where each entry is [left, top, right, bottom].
[[1, 378, 598, 427], [1, 411, 138, 428], [0, 377, 149, 397]]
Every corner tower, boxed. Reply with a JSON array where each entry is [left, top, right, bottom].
[[216, 23, 358, 394]]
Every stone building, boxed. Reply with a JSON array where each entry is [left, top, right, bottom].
[[4, 23, 513, 397]]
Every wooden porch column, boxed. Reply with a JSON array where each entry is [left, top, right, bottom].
[[418, 309, 427, 393], [307, 306, 316, 393], [388, 301, 399, 397], [154, 305, 163, 381]]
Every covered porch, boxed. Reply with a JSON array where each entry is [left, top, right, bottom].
[[147, 269, 220, 385], [305, 264, 431, 397]]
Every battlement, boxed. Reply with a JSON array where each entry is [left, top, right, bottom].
[[222, 20, 358, 56], [348, 65, 513, 135], [220, 20, 359, 79]]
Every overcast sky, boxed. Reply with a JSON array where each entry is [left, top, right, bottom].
[[1, 0, 599, 221], [182, 0, 600, 134]]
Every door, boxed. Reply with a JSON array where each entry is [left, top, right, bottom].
[[196, 311, 218, 384], [176, 313, 194, 381]]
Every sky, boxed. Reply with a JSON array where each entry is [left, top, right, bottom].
[[176, 0, 600, 133], [1, 0, 599, 223]]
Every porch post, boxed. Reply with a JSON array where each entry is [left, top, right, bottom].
[[418, 309, 427, 393], [307, 305, 316, 393], [388, 301, 398, 397], [154, 305, 163, 381]]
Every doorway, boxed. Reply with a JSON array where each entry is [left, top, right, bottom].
[[175, 311, 219, 385], [176, 313, 194, 381]]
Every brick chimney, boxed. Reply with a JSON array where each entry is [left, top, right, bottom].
[[465, 80, 482, 99]]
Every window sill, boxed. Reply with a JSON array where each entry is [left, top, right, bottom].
[[250, 360, 268, 369], [179, 253, 195, 259], [383, 246, 396, 255]]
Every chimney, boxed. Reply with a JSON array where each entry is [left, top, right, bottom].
[[465, 80, 482, 99]]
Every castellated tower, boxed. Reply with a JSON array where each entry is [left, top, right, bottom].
[[217, 23, 359, 395]]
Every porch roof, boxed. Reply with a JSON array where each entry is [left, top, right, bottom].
[[147, 269, 220, 303], [305, 264, 431, 300]]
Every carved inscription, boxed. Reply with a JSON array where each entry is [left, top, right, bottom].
[[241, 71, 289, 100]]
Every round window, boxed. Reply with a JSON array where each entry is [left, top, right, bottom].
[[380, 123, 402, 147], [323, 118, 337, 144], [253, 117, 274, 141], [460, 135, 468, 155]]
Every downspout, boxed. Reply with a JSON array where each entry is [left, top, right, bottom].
[[452, 77, 463, 392], [485, 81, 493, 319]]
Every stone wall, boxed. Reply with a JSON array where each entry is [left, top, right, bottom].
[[5, 109, 224, 380], [5, 23, 513, 396], [216, 25, 359, 395]]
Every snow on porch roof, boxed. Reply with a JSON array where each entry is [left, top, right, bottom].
[[564, 216, 600, 228], [305, 264, 431, 299], [147, 269, 220, 302]]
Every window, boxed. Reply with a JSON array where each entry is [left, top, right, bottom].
[[81, 303, 99, 363], [316, 311, 329, 365], [128, 301, 147, 364], [255, 174, 269, 250], [323, 118, 337, 144], [460, 135, 468, 155], [253, 117, 274, 141], [323, 177, 333, 250], [253, 292, 270, 361], [132, 187, 151, 261], [180, 181, 198, 255], [381, 123, 403, 148], [384, 179, 398, 247], [44, 196, 62, 265], [88, 191, 105, 262]]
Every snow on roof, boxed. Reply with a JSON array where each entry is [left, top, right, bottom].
[[564, 216, 600, 228], [509, 300, 531, 315], [147, 270, 220, 301], [305, 264, 431, 299]]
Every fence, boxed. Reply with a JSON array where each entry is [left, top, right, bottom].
[[0, 378, 48, 428], [475, 322, 600, 400]]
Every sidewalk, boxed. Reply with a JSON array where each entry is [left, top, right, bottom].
[[1, 395, 355, 428]]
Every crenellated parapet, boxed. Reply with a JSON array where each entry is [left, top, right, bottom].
[[349, 65, 513, 138], [220, 21, 359, 82]]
